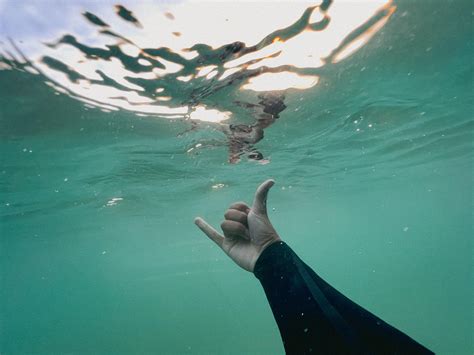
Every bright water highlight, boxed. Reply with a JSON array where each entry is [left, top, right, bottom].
[[0, 0, 472, 354]]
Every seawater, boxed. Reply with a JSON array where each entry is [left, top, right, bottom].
[[0, 0, 472, 354]]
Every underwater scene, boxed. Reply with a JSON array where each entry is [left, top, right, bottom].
[[0, 0, 472, 354]]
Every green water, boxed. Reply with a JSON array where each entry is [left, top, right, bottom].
[[1, 0, 473, 354]]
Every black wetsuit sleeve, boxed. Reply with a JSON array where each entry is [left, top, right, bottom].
[[254, 241, 434, 355]]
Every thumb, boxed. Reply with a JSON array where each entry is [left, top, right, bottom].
[[252, 179, 275, 216]]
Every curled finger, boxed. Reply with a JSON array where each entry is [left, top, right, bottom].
[[224, 209, 248, 226], [220, 220, 250, 240]]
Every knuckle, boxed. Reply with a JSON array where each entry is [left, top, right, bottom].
[[230, 201, 249, 211]]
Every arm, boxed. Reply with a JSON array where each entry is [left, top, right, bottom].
[[194, 179, 433, 354], [255, 241, 433, 354]]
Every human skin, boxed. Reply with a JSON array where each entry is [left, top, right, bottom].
[[194, 179, 281, 272]]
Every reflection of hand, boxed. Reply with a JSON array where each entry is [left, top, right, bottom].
[[194, 179, 281, 272]]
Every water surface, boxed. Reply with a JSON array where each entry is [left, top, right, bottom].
[[0, 0, 472, 354]]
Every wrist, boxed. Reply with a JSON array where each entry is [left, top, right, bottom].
[[253, 240, 291, 277], [252, 238, 283, 273], [259, 237, 282, 254]]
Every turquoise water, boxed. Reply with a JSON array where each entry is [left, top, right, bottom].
[[1, 0, 473, 354]]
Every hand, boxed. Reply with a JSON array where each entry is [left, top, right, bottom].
[[194, 179, 281, 272]]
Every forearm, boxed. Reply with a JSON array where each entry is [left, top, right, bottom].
[[254, 242, 433, 355], [194, 179, 433, 354]]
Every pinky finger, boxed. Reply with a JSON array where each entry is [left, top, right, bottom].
[[194, 217, 224, 248]]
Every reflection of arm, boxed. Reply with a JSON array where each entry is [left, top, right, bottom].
[[254, 242, 434, 355]]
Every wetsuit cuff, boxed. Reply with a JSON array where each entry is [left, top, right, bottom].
[[254, 241, 295, 279]]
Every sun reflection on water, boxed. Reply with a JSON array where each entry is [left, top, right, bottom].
[[0, 0, 395, 162]]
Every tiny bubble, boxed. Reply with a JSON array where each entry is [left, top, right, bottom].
[[64, 178, 68, 182], [304, 328, 308, 333], [403, 226, 409, 232]]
